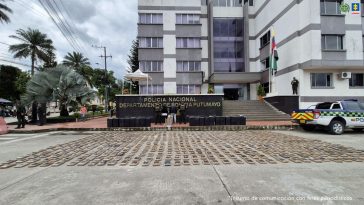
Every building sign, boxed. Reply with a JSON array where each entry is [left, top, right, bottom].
[[115, 94, 223, 119], [341, 2, 361, 15], [352, 3, 360, 14], [340, 2, 350, 14]]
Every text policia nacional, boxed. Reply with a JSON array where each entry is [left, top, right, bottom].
[[119, 97, 222, 109]]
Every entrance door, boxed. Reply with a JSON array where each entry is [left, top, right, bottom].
[[224, 88, 239, 100]]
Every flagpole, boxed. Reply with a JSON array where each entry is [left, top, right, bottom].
[[268, 63, 271, 94]]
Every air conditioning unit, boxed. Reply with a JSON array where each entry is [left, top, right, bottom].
[[341, 72, 352, 79]]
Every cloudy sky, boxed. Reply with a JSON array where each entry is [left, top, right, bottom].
[[0, 0, 138, 79]]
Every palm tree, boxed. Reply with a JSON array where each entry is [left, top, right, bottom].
[[63, 51, 93, 87], [42, 49, 57, 69], [23, 65, 96, 117], [0, 0, 12, 24], [9, 28, 54, 76], [63, 51, 90, 68]]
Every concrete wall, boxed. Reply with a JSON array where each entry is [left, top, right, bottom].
[[248, 0, 364, 108], [139, 0, 203, 94], [138, 0, 364, 103]]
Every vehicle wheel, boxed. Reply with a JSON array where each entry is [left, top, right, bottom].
[[329, 121, 344, 135], [300, 124, 316, 131], [352, 128, 363, 132]]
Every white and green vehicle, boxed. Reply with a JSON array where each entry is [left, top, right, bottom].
[[291, 100, 364, 135]]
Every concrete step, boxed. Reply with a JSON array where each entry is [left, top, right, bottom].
[[222, 100, 290, 121]]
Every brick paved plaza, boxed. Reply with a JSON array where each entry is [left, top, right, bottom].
[[2, 131, 364, 169], [1, 130, 364, 205]]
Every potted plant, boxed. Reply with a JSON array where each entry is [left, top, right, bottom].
[[208, 84, 215, 94], [257, 84, 266, 102]]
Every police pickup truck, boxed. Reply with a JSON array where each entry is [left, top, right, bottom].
[[291, 100, 364, 135]]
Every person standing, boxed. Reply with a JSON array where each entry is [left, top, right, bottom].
[[37, 103, 46, 126], [0, 106, 4, 117], [154, 104, 162, 124], [161, 105, 168, 123], [179, 104, 186, 124], [291, 77, 299, 95], [16, 101, 26, 129], [108, 106, 114, 117], [170, 103, 177, 124], [80, 105, 87, 121]]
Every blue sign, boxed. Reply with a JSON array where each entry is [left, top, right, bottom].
[[352, 3, 360, 13]]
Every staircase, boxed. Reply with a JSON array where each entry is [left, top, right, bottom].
[[222, 100, 290, 121]]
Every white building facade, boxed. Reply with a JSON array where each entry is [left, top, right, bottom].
[[138, 0, 364, 109]]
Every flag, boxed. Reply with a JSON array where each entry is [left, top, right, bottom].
[[269, 29, 279, 72]]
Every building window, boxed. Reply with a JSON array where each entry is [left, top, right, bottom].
[[139, 13, 163, 24], [350, 73, 364, 87], [213, 18, 244, 73], [177, 85, 201, 94], [261, 57, 269, 70], [320, 0, 342, 15], [311, 73, 333, 88], [249, 0, 254, 6], [214, 62, 244, 72], [176, 14, 200, 24], [214, 41, 244, 58], [321, 35, 344, 50], [213, 0, 242, 7], [176, 38, 201, 48], [260, 31, 270, 48], [139, 61, 163, 72], [213, 18, 243, 37], [140, 85, 164, 94], [177, 61, 201, 72], [138, 37, 163, 48]]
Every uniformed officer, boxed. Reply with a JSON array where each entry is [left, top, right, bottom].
[[291, 77, 299, 95], [179, 104, 186, 124], [155, 104, 162, 124], [16, 100, 26, 129]]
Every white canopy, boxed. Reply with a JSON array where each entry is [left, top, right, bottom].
[[123, 69, 152, 94], [124, 69, 152, 81]]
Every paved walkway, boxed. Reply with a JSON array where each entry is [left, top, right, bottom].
[[2, 130, 362, 169], [7, 117, 108, 131], [0, 131, 363, 204], [5, 117, 295, 132], [3, 112, 60, 124]]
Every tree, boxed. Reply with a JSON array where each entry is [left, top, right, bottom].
[[15, 70, 31, 97], [62, 52, 93, 86], [9, 28, 54, 76], [23, 65, 96, 117], [0, 65, 30, 101], [75, 65, 94, 87], [0, 0, 12, 24], [0, 65, 19, 101], [127, 40, 139, 73], [42, 49, 57, 69], [9, 28, 54, 122], [126, 39, 139, 93], [63, 51, 90, 68], [90, 68, 119, 102]]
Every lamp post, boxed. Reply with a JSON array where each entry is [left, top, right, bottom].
[[92, 46, 112, 112]]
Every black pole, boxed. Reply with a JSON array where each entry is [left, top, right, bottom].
[[104, 47, 108, 113]]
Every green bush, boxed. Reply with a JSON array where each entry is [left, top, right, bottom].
[[74, 112, 81, 119], [98, 106, 104, 114], [257, 84, 266, 96]]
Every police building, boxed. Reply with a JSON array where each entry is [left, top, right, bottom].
[[137, 0, 364, 110]]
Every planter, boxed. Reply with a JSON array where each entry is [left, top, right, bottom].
[[258, 95, 264, 102], [47, 118, 76, 124]]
